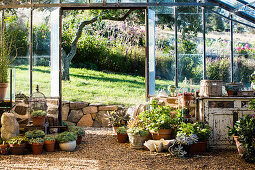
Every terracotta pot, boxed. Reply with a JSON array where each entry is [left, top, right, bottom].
[[59, 140, 76, 152], [0, 144, 9, 155], [76, 136, 82, 145], [31, 143, 44, 155], [189, 141, 208, 154], [32, 115, 46, 126], [117, 133, 128, 143], [0, 83, 8, 101], [9, 143, 26, 155], [227, 90, 235, 97], [44, 141, 55, 152], [233, 136, 244, 155], [127, 133, 147, 149], [113, 126, 118, 134], [151, 129, 173, 140]]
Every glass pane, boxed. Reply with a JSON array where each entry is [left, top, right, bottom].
[[6, 9, 30, 97], [205, 8, 231, 83], [62, 0, 88, 3], [177, 6, 203, 88]]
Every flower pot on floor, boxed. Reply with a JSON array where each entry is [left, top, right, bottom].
[[44, 141, 55, 152], [117, 133, 128, 143], [0, 83, 8, 101], [151, 129, 174, 140], [0, 144, 9, 155], [31, 143, 44, 155], [32, 115, 46, 126], [128, 133, 147, 149], [59, 140, 76, 152], [9, 143, 26, 155], [233, 136, 244, 155], [189, 141, 208, 154]]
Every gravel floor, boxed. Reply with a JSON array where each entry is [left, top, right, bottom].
[[0, 127, 255, 170]]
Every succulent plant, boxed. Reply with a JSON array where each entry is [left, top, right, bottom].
[[56, 131, 77, 143], [6, 136, 28, 145], [29, 138, 44, 144], [116, 126, 127, 134], [25, 130, 45, 139], [68, 126, 85, 136], [44, 135, 55, 142], [31, 110, 47, 118]]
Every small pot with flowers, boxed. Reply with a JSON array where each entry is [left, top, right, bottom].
[[68, 126, 85, 145], [56, 131, 77, 152], [116, 126, 128, 143], [44, 135, 56, 152], [31, 110, 47, 126], [0, 138, 8, 155], [29, 138, 44, 155], [6, 136, 28, 155], [107, 110, 130, 134]]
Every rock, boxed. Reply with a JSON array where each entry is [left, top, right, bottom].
[[46, 99, 58, 106], [77, 114, 94, 127], [144, 139, 175, 152], [62, 104, 70, 121], [67, 109, 84, 123], [47, 107, 58, 115], [63, 121, 76, 126], [14, 104, 28, 115], [99, 105, 118, 111], [91, 113, 97, 120], [48, 114, 58, 126], [1, 112, 19, 140], [95, 111, 110, 127], [92, 120, 101, 127], [90, 103, 102, 107], [82, 106, 98, 115], [70, 102, 89, 109]]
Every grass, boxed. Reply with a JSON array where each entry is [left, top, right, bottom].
[[12, 65, 175, 107]]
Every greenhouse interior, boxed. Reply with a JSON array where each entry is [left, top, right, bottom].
[[0, 0, 255, 169]]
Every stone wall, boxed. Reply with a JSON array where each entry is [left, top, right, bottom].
[[10, 99, 128, 129]]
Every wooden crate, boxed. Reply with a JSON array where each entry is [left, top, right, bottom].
[[199, 80, 223, 97]]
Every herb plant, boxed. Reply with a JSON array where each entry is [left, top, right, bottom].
[[25, 130, 45, 139], [56, 131, 77, 143], [6, 136, 28, 145], [68, 126, 85, 136], [44, 135, 55, 142], [107, 110, 130, 127], [116, 126, 128, 135], [31, 110, 47, 118], [29, 138, 44, 144]]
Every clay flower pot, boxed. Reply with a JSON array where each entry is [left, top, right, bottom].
[[31, 143, 44, 155], [117, 133, 128, 143], [0, 144, 9, 155], [59, 140, 76, 152], [151, 129, 173, 140], [227, 90, 235, 97], [76, 136, 82, 145], [127, 133, 147, 149], [0, 83, 8, 101], [113, 126, 118, 134], [9, 143, 26, 155], [44, 141, 55, 152], [189, 141, 208, 154], [32, 115, 46, 126]]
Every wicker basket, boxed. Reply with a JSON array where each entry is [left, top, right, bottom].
[[199, 80, 223, 97]]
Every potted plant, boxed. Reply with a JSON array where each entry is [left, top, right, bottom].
[[189, 122, 211, 154], [227, 114, 255, 162], [225, 85, 235, 97], [169, 133, 198, 157], [0, 32, 15, 101], [6, 136, 28, 155], [181, 107, 191, 118], [107, 110, 130, 133], [0, 138, 8, 155], [56, 131, 77, 152], [31, 110, 47, 126], [44, 135, 56, 152], [116, 126, 128, 143], [29, 138, 44, 155], [127, 118, 149, 149], [68, 126, 85, 145], [25, 129, 45, 139], [139, 100, 181, 140], [177, 92, 194, 106]]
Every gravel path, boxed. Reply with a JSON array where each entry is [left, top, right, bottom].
[[0, 127, 255, 170]]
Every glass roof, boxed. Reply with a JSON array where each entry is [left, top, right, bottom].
[[208, 0, 255, 24]]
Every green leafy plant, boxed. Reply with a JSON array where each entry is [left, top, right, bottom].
[[44, 135, 55, 142], [107, 110, 130, 127], [56, 131, 77, 143], [0, 137, 6, 145], [68, 126, 85, 136], [6, 136, 28, 145], [31, 110, 47, 118], [227, 114, 255, 163], [116, 126, 127, 135], [138, 100, 182, 132], [29, 138, 44, 144], [127, 118, 148, 137], [25, 130, 45, 139]]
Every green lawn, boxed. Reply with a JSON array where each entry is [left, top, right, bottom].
[[13, 66, 174, 106]]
